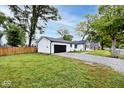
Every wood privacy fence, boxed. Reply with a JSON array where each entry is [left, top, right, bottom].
[[0, 47, 37, 56]]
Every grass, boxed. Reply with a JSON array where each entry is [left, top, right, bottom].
[[69, 50, 84, 53], [0, 53, 124, 87], [84, 50, 124, 59], [85, 50, 111, 57]]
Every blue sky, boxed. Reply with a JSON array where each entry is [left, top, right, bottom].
[[44, 5, 98, 40], [0, 5, 98, 40]]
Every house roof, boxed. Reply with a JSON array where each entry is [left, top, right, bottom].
[[72, 40, 86, 44], [37, 36, 86, 44]]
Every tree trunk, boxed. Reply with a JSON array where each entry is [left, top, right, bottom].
[[28, 35, 32, 47], [111, 38, 116, 57], [0, 35, 3, 46], [28, 6, 37, 47], [101, 41, 104, 50]]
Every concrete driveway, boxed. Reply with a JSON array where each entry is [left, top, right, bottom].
[[55, 53, 124, 74]]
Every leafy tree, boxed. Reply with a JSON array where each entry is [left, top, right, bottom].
[[76, 14, 107, 50], [87, 30, 111, 50], [0, 12, 7, 26], [5, 23, 25, 47], [9, 5, 61, 46], [63, 34, 73, 41], [76, 22, 87, 40], [91, 5, 124, 57], [119, 44, 124, 49], [76, 14, 95, 40]]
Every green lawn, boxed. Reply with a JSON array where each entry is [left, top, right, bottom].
[[85, 50, 111, 57], [0, 53, 124, 88], [85, 50, 124, 59]]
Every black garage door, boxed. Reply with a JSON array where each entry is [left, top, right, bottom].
[[54, 45, 66, 53]]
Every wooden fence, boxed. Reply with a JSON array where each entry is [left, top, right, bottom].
[[0, 47, 37, 56]]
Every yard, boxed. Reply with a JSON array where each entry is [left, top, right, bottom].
[[0, 53, 124, 88], [84, 50, 124, 59]]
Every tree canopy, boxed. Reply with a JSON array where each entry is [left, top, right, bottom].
[[9, 5, 61, 46], [5, 23, 25, 47], [63, 35, 73, 41], [90, 5, 124, 57], [76, 14, 95, 40]]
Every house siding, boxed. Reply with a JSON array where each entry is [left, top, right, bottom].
[[38, 38, 51, 53], [74, 44, 85, 51]]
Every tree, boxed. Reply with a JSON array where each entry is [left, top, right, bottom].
[[57, 26, 73, 41], [9, 5, 61, 46], [57, 26, 69, 37], [76, 14, 95, 40], [87, 30, 111, 50], [91, 6, 124, 57], [63, 35, 73, 41], [5, 23, 25, 47], [0, 12, 7, 26]]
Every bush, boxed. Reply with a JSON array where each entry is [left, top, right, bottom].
[[119, 44, 124, 49]]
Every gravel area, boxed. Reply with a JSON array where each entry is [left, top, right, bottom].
[[55, 53, 124, 74]]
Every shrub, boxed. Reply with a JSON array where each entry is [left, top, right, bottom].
[[119, 44, 124, 49]]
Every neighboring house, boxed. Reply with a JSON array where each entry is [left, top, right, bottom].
[[37, 36, 86, 54], [0, 35, 7, 46], [89, 42, 101, 50]]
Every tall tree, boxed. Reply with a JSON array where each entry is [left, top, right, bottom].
[[9, 5, 61, 46], [76, 14, 95, 40], [91, 5, 124, 57]]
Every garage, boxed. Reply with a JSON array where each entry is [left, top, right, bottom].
[[54, 45, 66, 53]]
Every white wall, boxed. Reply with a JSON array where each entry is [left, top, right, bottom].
[[74, 44, 85, 51], [70, 44, 75, 51], [38, 38, 51, 53]]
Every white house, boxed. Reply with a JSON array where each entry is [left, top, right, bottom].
[[37, 36, 86, 54]]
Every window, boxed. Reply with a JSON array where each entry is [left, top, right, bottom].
[[70, 44, 72, 47], [75, 44, 77, 48]]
